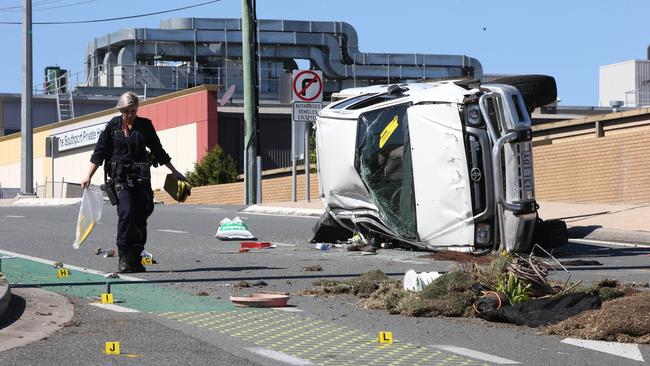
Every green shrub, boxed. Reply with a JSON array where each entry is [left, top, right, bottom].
[[496, 273, 531, 304], [185, 146, 237, 187]]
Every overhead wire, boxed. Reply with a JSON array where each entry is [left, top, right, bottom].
[[0, 0, 221, 24], [0, 0, 93, 12]]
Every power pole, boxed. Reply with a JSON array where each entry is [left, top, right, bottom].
[[242, 0, 259, 204], [20, 0, 34, 196]]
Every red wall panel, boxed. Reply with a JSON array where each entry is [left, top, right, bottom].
[[137, 89, 218, 164]]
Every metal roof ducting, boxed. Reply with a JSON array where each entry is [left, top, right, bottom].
[[81, 18, 483, 99]]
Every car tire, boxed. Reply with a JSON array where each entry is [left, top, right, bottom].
[[488, 75, 557, 113], [533, 218, 568, 249]]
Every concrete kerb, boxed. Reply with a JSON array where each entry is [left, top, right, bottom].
[[570, 227, 650, 247], [0, 281, 11, 322], [242, 204, 325, 217], [11, 197, 82, 206]]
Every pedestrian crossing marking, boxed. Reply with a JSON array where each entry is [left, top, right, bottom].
[[157, 310, 489, 366]]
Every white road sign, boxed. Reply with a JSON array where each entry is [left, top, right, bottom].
[[292, 102, 322, 123], [55, 122, 107, 152], [292, 70, 323, 102]]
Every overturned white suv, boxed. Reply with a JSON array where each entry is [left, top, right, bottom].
[[314, 76, 558, 253]]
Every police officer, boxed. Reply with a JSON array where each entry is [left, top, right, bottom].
[[81, 92, 186, 273]]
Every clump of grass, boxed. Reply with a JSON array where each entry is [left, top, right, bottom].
[[234, 281, 251, 288], [597, 278, 619, 288], [350, 270, 390, 297], [310, 270, 394, 297], [311, 269, 480, 317], [474, 253, 510, 290], [420, 271, 476, 299], [303, 265, 322, 272], [312, 279, 338, 287]]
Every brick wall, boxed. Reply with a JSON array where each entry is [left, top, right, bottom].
[[533, 127, 650, 204], [154, 174, 320, 204], [157, 113, 650, 206]]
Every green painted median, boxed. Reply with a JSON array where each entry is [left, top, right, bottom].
[[2, 257, 235, 313]]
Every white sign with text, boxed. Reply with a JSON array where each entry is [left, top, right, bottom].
[[292, 102, 322, 123], [56, 122, 107, 152]]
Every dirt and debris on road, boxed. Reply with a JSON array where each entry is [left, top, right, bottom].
[[306, 269, 479, 317], [303, 256, 650, 344], [419, 251, 493, 265], [543, 291, 650, 344]]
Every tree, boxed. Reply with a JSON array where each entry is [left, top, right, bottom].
[[186, 146, 238, 186]]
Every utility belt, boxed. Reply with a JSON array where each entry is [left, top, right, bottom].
[[101, 161, 152, 206], [110, 161, 151, 183]]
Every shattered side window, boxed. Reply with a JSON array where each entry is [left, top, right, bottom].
[[355, 104, 417, 239]]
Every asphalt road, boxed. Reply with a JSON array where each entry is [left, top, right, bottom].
[[0, 203, 648, 365]]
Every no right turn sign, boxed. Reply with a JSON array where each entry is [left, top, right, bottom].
[[292, 70, 323, 102]]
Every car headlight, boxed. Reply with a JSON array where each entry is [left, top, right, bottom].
[[475, 223, 491, 245], [466, 104, 482, 126]]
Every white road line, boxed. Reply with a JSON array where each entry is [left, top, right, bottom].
[[197, 207, 225, 212], [570, 238, 650, 248], [241, 212, 320, 219], [157, 229, 188, 234], [272, 307, 303, 312], [245, 347, 313, 365], [3, 215, 25, 218], [431, 345, 519, 364], [89, 303, 140, 313], [0, 249, 144, 282], [562, 338, 645, 362], [391, 258, 429, 265], [272, 242, 297, 247]]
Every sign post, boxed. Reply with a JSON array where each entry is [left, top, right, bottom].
[[291, 70, 323, 202]]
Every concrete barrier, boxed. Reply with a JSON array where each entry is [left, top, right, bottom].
[[0, 281, 11, 321]]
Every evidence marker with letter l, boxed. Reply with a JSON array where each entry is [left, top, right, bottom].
[[378, 331, 393, 344]]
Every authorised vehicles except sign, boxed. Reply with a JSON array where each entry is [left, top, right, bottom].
[[292, 102, 322, 123]]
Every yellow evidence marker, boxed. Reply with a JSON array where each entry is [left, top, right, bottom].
[[141, 256, 153, 265], [379, 115, 399, 148], [377, 331, 393, 344], [105, 341, 120, 355], [101, 293, 114, 304], [56, 268, 70, 278]]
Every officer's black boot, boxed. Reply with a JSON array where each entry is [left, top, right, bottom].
[[117, 247, 132, 273], [130, 246, 147, 273]]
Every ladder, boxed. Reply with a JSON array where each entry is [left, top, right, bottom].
[[55, 73, 75, 121]]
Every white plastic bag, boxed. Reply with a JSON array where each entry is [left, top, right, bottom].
[[215, 217, 255, 240], [403, 269, 442, 292], [72, 186, 104, 249]]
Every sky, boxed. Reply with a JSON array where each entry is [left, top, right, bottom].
[[0, 0, 648, 106]]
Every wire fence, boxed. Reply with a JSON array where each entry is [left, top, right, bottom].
[[34, 64, 290, 97], [624, 88, 650, 108]]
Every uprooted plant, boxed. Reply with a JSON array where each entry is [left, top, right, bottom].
[[309, 269, 481, 317], [495, 273, 531, 304]]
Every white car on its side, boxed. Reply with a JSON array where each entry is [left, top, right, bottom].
[[314, 76, 557, 252]]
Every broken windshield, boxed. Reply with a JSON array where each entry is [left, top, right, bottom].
[[355, 104, 417, 239]]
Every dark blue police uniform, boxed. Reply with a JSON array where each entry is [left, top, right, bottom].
[[90, 115, 171, 272]]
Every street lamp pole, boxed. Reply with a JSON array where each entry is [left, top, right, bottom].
[[242, 0, 259, 204], [20, 0, 34, 195]]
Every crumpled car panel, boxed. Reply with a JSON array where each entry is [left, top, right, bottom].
[[408, 104, 474, 247]]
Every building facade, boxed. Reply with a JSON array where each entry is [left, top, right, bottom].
[[0, 86, 218, 195]]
